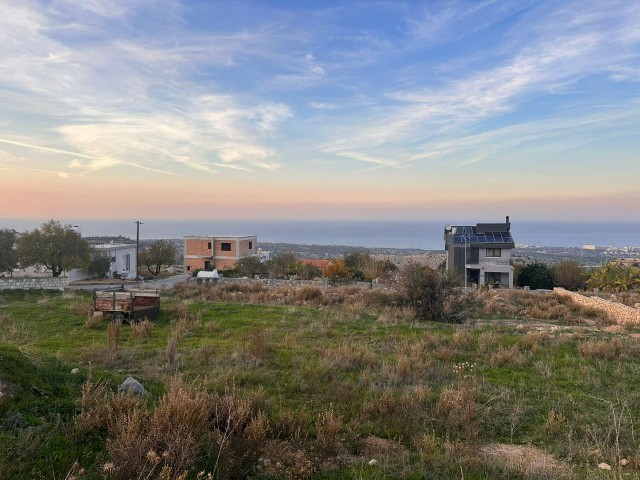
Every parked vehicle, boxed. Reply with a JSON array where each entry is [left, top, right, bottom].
[[93, 286, 160, 322]]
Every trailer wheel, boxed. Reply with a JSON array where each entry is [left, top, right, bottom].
[[112, 312, 125, 323]]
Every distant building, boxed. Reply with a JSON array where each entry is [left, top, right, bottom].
[[69, 242, 138, 281], [183, 234, 257, 272], [444, 216, 515, 288]]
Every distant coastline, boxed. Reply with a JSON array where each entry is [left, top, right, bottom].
[[1, 219, 639, 251]]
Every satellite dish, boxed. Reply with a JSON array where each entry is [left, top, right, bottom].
[[445, 224, 451, 231]]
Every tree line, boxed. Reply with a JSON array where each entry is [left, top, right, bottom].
[[0, 220, 178, 278], [515, 260, 640, 292]]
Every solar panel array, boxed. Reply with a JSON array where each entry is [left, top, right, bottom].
[[452, 231, 513, 245]]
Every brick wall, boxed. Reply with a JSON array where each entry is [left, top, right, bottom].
[[215, 240, 236, 257], [185, 238, 212, 256], [554, 287, 640, 325], [0, 277, 69, 290]]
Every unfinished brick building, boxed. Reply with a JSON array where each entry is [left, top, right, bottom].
[[183, 234, 257, 272]]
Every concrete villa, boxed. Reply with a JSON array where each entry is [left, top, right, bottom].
[[444, 216, 515, 288], [183, 234, 258, 272]]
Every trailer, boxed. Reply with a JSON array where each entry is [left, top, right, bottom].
[[93, 286, 160, 322]]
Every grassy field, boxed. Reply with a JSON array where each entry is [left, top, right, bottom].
[[1, 286, 640, 479]]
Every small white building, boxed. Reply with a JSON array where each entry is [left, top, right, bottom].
[[69, 243, 138, 281], [95, 243, 138, 280]]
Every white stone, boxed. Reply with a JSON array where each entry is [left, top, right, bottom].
[[598, 462, 612, 470], [71, 368, 79, 374], [620, 459, 629, 466], [368, 459, 378, 466]]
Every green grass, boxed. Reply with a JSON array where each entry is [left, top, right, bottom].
[[1, 288, 640, 478]]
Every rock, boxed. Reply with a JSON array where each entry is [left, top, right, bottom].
[[71, 368, 80, 374], [620, 459, 629, 466], [516, 325, 525, 331], [118, 376, 148, 397], [368, 459, 378, 466], [598, 462, 612, 470]]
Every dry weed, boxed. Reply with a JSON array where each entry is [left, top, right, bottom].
[[84, 314, 102, 329], [107, 320, 122, 357], [321, 342, 376, 371], [579, 339, 621, 360], [131, 319, 153, 340], [69, 301, 92, 317], [315, 408, 343, 458], [437, 381, 479, 440]]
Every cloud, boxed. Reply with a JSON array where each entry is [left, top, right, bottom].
[[310, 102, 337, 110]]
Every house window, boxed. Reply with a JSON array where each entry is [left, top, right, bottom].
[[249, 241, 253, 250], [221, 242, 232, 251], [187, 265, 191, 271], [124, 253, 131, 271], [486, 248, 501, 257], [207, 242, 212, 249]]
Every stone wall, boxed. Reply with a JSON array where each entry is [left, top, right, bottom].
[[554, 287, 640, 325], [0, 277, 69, 290], [194, 277, 393, 290]]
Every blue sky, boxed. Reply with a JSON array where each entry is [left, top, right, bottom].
[[0, 0, 639, 221]]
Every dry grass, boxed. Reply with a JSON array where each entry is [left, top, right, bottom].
[[320, 342, 376, 371], [84, 314, 102, 329], [482, 290, 611, 323], [107, 320, 122, 358], [69, 301, 92, 317], [130, 319, 153, 340], [437, 380, 479, 441], [578, 339, 621, 360], [76, 378, 269, 480], [480, 443, 569, 478]]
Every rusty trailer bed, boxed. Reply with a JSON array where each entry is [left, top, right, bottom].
[[93, 287, 160, 321]]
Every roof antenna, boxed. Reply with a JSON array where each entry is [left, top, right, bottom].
[[506, 215, 510, 231]]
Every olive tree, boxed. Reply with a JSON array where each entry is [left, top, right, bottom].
[[16, 220, 90, 277], [0, 228, 18, 274], [140, 240, 177, 276]]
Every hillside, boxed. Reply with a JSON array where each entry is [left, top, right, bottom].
[[1, 287, 640, 479]]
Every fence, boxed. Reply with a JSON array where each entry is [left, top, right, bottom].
[[0, 276, 70, 291]]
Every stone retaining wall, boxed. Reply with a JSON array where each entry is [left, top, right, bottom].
[[554, 287, 640, 325], [193, 277, 392, 290], [0, 277, 69, 291]]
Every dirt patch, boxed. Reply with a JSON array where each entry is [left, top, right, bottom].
[[480, 443, 569, 478]]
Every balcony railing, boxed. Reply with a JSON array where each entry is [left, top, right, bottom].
[[465, 258, 511, 267]]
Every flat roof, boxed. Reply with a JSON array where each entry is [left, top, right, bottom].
[[184, 234, 256, 239]]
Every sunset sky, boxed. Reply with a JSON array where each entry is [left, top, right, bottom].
[[1, 0, 639, 222]]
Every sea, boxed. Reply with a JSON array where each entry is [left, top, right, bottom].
[[2, 219, 639, 251]]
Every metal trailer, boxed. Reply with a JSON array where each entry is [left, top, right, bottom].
[[92, 286, 160, 322]]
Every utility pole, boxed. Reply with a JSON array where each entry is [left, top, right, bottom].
[[134, 220, 144, 280]]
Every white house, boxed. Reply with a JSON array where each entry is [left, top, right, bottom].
[[444, 216, 515, 288], [69, 242, 138, 282], [94, 243, 138, 280]]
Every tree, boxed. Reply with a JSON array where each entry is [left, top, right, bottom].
[[88, 253, 111, 278], [296, 262, 323, 280], [16, 220, 90, 277], [0, 229, 18, 274], [554, 260, 585, 291], [588, 263, 640, 292], [140, 240, 177, 276], [266, 252, 298, 279], [236, 256, 266, 278], [323, 259, 349, 279], [400, 263, 474, 323], [516, 263, 555, 290]]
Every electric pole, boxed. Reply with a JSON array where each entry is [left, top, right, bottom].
[[134, 220, 144, 280]]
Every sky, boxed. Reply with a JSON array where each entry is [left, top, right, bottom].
[[0, 0, 639, 223]]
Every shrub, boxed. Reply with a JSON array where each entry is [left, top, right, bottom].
[[130, 319, 153, 340], [578, 339, 621, 360], [517, 263, 555, 290], [401, 263, 476, 323]]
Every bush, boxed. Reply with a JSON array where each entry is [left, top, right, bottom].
[[517, 263, 555, 290], [401, 263, 476, 323]]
